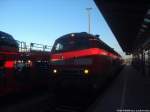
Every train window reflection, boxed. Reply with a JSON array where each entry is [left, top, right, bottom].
[[55, 43, 63, 51]]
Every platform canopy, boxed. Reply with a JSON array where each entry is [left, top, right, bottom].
[[94, 0, 150, 54]]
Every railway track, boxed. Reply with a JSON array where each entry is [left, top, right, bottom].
[[0, 87, 97, 112]]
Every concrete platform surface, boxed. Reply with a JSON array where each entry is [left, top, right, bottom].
[[88, 65, 150, 112]]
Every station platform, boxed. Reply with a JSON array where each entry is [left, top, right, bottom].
[[88, 65, 150, 112]]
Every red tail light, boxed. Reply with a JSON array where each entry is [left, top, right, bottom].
[[4, 61, 14, 68]]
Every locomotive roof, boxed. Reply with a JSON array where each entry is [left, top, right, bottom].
[[56, 32, 121, 57], [0, 31, 18, 48], [0, 31, 12, 37], [56, 32, 95, 40]]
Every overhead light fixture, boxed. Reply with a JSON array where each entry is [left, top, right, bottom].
[[137, 32, 142, 35], [142, 24, 148, 29], [144, 18, 150, 23], [137, 32, 142, 38], [147, 9, 150, 15], [140, 29, 145, 32]]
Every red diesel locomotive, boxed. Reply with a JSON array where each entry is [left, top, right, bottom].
[[50, 32, 122, 90], [0, 31, 50, 96], [0, 31, 20, 95]]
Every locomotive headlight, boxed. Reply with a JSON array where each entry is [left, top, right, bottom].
[[28, 60, 31, 64], [84, 69, 89, 74], [27, 60, 32, 67], [83, 69, 90, 77], [53, 69, 57, 74]]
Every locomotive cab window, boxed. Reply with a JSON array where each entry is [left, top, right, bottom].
[[52, 35, 91, 53], [55, 43, 64, 51]]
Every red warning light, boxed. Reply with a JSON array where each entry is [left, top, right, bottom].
[[4, 61, 14, 68]]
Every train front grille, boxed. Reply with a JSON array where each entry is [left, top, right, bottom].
[[35, 62, 50, 72]]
